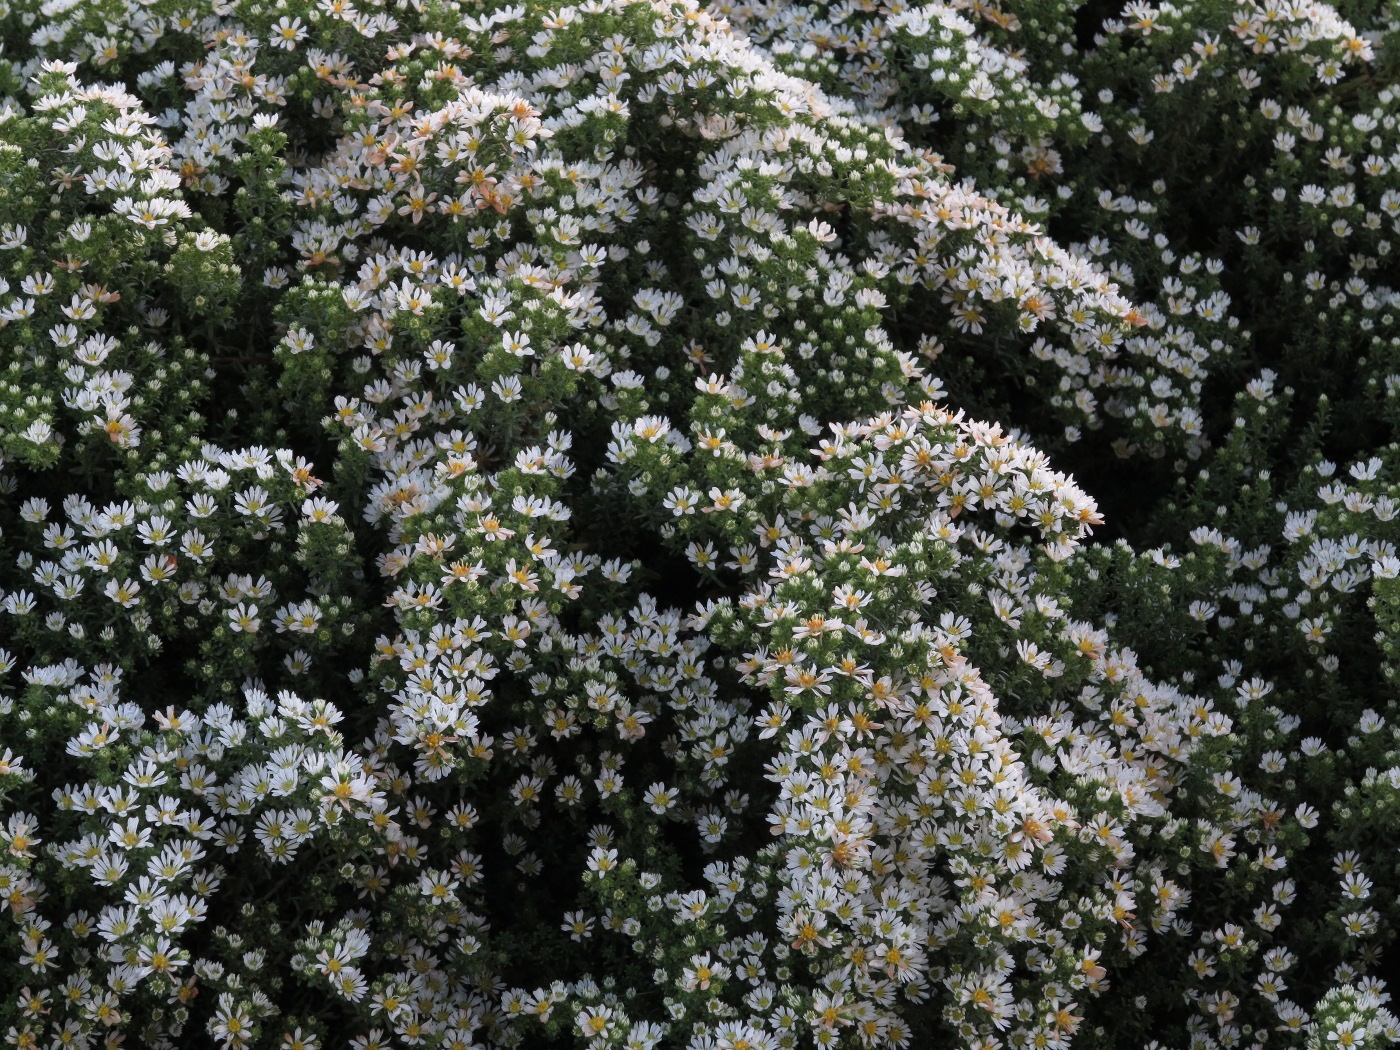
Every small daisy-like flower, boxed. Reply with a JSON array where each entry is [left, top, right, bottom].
[[228, 602, 261, 633], [104, 578, 141, 608]]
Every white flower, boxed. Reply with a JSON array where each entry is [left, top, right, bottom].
[[228, 602, 261, 633], [1371, 555, 1400, 578], [103, 578, 141, 608], [644, 784, 677, 814], [271, 15, 308, 49], [587, 847, 618, 876], [501, 330, 534, 357]]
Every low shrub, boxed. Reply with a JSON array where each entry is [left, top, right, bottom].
[[2, 0, 1399, 1048]]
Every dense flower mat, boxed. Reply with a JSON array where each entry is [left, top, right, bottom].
[[2, 0, 1400, 1047]]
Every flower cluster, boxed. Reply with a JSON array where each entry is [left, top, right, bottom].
[[3, 0, 1400, 1048]]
